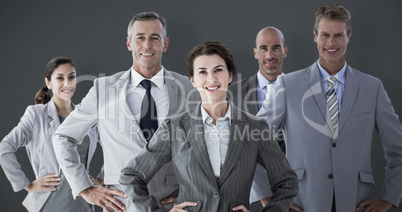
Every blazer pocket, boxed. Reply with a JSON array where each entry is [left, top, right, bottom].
[[184, 200, 203, 212], [358, 171, 374, 184], [165, 174, 179, 185], [350, 111, 372, 123], [229, 202, 249, 211], [294, 169, 305, 181]]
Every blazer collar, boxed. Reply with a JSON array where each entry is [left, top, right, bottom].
[[337, 66, 360, 134], [164, 70, 180, 116], [47, 98, 75, 133], [117, 68, 184, 142], [117, 69, 144, 139], [246, 75, 259, 115], [130, 68, 181, 117], [183, 101, 248, 188], [218, 101, 248, 186], [183, 103, 218, 190], [121, 68, 181, 117], [305, 63, 328, 118], [47, 98, 59, 132], [304, 63, 337, 137], [304, 63, 360, 138]]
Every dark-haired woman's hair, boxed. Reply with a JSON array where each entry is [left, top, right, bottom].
[[34, 57, 75, 104], [186, 41, 236, 78]]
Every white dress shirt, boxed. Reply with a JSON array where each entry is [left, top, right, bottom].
[[126, 67, 169, 126], [200, 104, 231, 177]]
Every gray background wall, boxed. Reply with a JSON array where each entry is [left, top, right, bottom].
[[1, 0, 401, 211]]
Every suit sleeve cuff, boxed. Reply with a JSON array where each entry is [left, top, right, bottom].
[[73, 178, 94, 199]]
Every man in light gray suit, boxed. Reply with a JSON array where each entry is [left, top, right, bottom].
[[53, 12, 193, 212], [229, 27, 287, 211], [257, 4, 402, 212]]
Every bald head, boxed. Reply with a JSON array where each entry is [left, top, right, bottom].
[[254, 26, 288, 82], [256, 27, 285, 47]]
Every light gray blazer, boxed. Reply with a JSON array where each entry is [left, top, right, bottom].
[[119, 102, 298, 212], [257, 63, 402, 211], [0, 99, 99, 212], [53, 69, 194, 204]]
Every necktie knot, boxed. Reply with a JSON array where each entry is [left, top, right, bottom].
[[141, 79, 152, 91], [326, 77, 338, 90]]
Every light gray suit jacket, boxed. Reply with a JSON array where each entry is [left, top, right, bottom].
[[0, 99, 99, 212], [257, 63, 402, 211], [53, 68, 194, 205], [119, 102, 298, 212]]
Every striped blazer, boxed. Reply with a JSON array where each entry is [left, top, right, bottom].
[[119, 102, 298, 212]]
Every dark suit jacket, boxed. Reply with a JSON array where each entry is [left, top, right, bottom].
[[229, 74, 285, 152], [119, 102, 298, 212]]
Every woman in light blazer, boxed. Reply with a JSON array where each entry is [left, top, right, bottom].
[[0, 57, 101, 212], [119, 42, 298, 212]]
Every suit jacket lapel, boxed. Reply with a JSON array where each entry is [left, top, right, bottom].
[[305, 64, 335, 135], [218, 102, 247, 186], [183, 103, 219, 190], [117, 70, 143, 137], [47, 98, 60, 133], [246, 75, 259, 115], [165, 70, 179, 116], [337, 66, 360, 133]]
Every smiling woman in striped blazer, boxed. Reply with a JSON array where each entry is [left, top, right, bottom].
[[119, 41, 298, 212]]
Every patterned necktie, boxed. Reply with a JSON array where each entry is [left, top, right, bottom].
[[140, 80, 158, 141], [326, 77, 339, 130]]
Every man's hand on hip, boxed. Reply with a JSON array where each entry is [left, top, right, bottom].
[[80, 186, 127, 212]]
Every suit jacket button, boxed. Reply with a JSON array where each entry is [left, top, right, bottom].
[[213, 191, 219, 198], [328, 174, 334, 179], [332, 143, 337, 147]]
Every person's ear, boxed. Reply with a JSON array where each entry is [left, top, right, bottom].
[[162, 37, 170, 53], [45, 78, 51, 89], [283, 46, 288, 58], [127, 36, 132, 51], [189, 76, 196, 88], [313, 30, 318, 43]]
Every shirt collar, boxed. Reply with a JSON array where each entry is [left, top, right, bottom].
[[317, 60, 346, 85], [130, 66, 165, 89], [257, 71, 283, 89], [201, 103, 232, 126]]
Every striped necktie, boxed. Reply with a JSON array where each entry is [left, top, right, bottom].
[[326, 77, 339, 130]]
